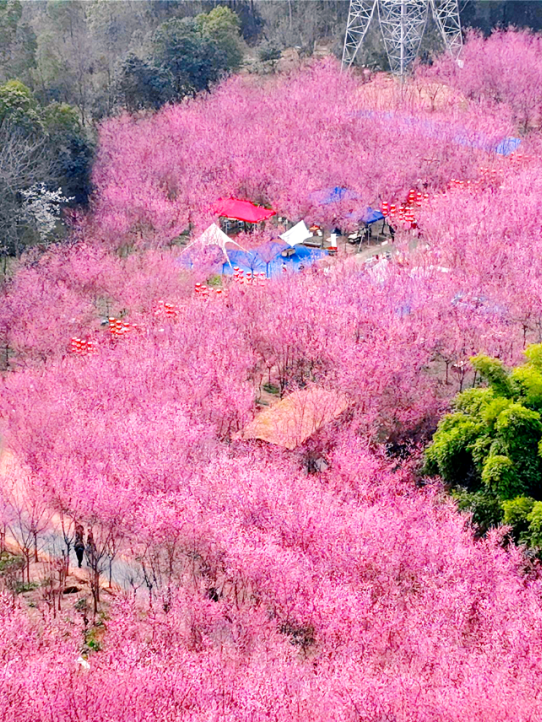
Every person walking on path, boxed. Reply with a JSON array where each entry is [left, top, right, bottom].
[[86, 528, 96, 565], [86, 527, 99, 579], [74, 524, 85, 568], [85, 527, 101, 613]]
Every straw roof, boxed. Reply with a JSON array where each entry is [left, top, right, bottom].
[[240, 387, 348, 450]]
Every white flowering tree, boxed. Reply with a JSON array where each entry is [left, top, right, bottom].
[[21, 183, 73, 242]]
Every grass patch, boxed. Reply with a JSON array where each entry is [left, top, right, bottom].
[[0, 551, 24, 574], [83, 624, 106, 654], [15, 581, 39, 595], [207, 274, 222, 287]]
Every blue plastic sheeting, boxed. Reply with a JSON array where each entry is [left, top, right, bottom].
[[353, 110, 521, 157], [495, 137, 522, 156], [256, 239, 288, 259], [453, 131, 521, 156], [310, 186, 383, 225], [347, 206, 385, 225], [222, 244, 328, 278], [396, 301, 413, 318], [310, 187, 360, 206], [451, 293, 508, 319]]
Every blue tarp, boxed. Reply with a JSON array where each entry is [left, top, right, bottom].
[[451, 292, 508, 319], [453, 131, 521, 155], [179, 239, 327, 278], [353, 110, 521, 157], [222, 243, 328, 278], [225, 249, 266, 272], [310, 187, 360, 205], [310, 188, 383, 225], [495, 137, 522, 156]]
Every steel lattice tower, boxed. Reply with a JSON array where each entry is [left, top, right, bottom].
[[342, 0, 462, 76]]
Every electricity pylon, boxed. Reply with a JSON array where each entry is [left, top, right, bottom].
[[342, 0, 462, 76]]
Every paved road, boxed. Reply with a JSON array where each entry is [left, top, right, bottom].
[[5, 523, 147, 599], [1, 449, 147, 597]]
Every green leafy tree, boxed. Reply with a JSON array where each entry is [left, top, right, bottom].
[[152, 17, 229, 98], [0, 0, 36, 84], [425, 346, 542, 548], [43, 102, 94, 205], [527, 502, 542, 547], [117, 53, 174, 113], [502, 497, 536, 544], [452, 488, 504, 538], [33, 1, 94, 126], [0, 80, 93, 256], [0, 79, 42, 132], [0, 0, 21, 52], [233, 0, 263, 45], [195, 6, 243, 72]]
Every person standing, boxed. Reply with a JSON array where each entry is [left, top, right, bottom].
[[74, 524, 85, 569], [86, 528, 96, 563]]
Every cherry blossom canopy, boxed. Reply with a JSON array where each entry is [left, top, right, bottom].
[[212, 198, 276, 223]]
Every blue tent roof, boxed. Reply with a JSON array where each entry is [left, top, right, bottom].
[[362, 207, 385, 224], [345, 206, 384, 225], [363, 207, 384, 224], [179, 239, 327, 279], [310, 187, 359, 206]]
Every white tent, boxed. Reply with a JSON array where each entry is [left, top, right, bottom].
[[184, 223, 244, 266], [279, 220, 312, 247]]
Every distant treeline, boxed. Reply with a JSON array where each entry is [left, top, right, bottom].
[[2, 1, 541, 126]]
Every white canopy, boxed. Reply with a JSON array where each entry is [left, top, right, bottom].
[[280, 220, 312, 247], [184, 223, 244, 266]]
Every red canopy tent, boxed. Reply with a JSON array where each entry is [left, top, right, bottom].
[[212, 198, 276, 224]]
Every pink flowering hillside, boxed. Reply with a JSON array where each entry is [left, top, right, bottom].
[[90, 58, 514, 249], [2, 30, 542, 722]]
